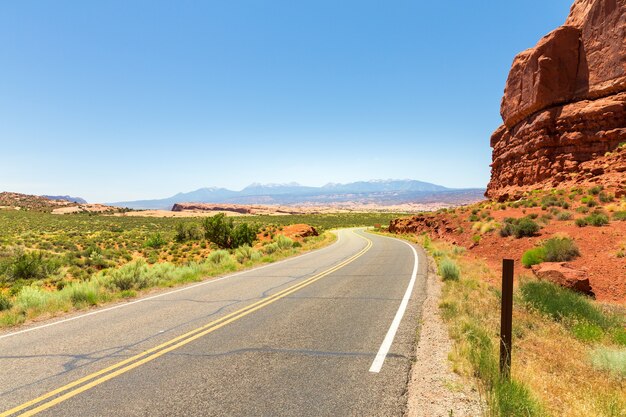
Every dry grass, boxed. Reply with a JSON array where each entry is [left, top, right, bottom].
[[389, 232, 626, 416]]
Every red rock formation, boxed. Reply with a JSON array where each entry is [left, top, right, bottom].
[[171, 203, 253, 214], [389, 215, 457, 242], [487, 0, 626, 201]]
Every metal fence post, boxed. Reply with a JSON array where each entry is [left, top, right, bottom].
[[500, 259, 514, 380]]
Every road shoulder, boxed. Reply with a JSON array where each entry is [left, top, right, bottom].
[[406, 253, 483, 417]]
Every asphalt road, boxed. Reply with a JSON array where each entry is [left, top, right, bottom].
[[0, 228, 428, 417]]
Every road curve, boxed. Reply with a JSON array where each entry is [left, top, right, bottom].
[[0, 228, 428, 417]]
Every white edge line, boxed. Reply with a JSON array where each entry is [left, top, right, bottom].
[[368, 236, 419, 373], [0, 230, 344, 341]]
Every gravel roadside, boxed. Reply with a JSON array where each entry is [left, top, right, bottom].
[[406, 255, 483, 417]]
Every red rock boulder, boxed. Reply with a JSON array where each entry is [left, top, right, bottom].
[[531, 262, 594, 296]]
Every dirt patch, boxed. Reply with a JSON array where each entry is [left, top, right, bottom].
[[257, 224, 318, 243], [407, 256, 482, 416]]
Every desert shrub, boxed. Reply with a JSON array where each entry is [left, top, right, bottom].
[[521, 247, 546, 268], [599, 192, 614, 203], [207, 250, 231, 265], [0, 294, 12, 311], [589, 186, 603, 195], [234, 245, 256, 263], [612, 211, 626, 221], [202, 214, 258, 249], [590, 348, 626, 377], [515, 218, 540, 238], [202, 213, 233, 248], [144, 233, 167, 249], [143, 262, 204, 286], [275, 235, 294, 250], [576, 206, 590, 214], [543, 236, 580, 262], [581, 196, 598, 207], [64, 281, 99, 306], [108, 260, 148, 291], [452, 245, 466, 255], [540, 195, 567, 209], [499, 222, 515, 237], [439, 258, 460, 281], [232, 223, 258, 248], [174, 223, 202, 242], [499, 217, 540, 238], [575, 218, 588, 227], [7, 250, 61, 281], [586, 213, 609, 227], [556, 211, 572, 221], [262, 242, 280, 254], [14, 286, 54, 312]]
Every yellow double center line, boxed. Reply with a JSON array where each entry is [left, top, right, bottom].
[[2, 232, 372, 417]]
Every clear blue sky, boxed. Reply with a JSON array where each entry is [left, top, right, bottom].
[[1, 0, 573, 202]]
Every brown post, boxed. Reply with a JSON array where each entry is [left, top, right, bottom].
[[500, 259, 514, 380]]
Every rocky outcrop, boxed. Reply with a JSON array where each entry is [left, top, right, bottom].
[[487, 0, 626, 201], [171, 202, 314, 215], [531, 262, 594, 296], [172, 203, 254, 214], [389, 215, 457, 241]]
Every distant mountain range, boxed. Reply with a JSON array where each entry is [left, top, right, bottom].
[[110, 180, 485, 210], [42, 195, 87, 204]]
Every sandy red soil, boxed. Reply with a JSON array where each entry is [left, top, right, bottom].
[[389, 194, 626, 304]]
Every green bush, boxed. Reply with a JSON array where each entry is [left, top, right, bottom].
[[575, 218, 588, 227], [439, 258, 460, 281], [234, 245, 256, 263], [207, 250, 231, 265], [275, 235, 294, 250], [556, 211, 572, 221], [612, 211, 626, 221], [589, 186, 603, 195], [108, 260, 148, 291], [174, 223, 202, 242], [144, 233, 167, 249], [15, 286, 54, 312], [0, 294, 12, 311], [7, 250, 61, 281], [499, 222, 515, 237], [499, 217, 540, 238], [543, 236, 580, 262], [202, 213, 258, 249], [262, 242, 280, 254], [599, 192, 614, 203], [586, 213, 609, 227], [515, 218, 540, 238], [65, 281, 99, 307], [521, 247, 546, 268]]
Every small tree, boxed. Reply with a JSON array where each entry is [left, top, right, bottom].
[[201, 214, 258, 249], [202, 213, 234, 248], [232, 223, 258, 248]]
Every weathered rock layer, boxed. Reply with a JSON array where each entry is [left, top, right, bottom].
[[487, 0, 626, 200]]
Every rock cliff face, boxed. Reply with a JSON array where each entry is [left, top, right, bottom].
[[486, 0, 626, 201]]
